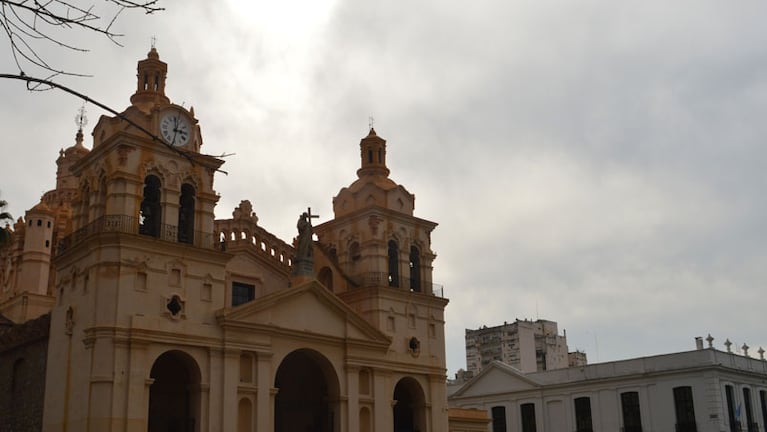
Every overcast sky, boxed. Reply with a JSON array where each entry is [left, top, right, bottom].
[[2, 0, 767, 376]]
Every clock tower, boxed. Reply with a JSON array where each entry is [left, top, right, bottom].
[[43, 48, 228, 431]]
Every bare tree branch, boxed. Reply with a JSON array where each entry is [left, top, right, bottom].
[[0, 72, 228, 175], [0, 0, 164, 76]]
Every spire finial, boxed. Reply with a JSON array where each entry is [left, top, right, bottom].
[[74, 104, 88, 132], [368, 116, 375, 130], [151, 35, 157, 49]]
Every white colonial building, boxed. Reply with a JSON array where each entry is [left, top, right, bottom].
[[449, 340, 767, 432]]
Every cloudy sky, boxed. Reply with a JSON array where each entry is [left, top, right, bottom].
[[2, 0, 767, 376]]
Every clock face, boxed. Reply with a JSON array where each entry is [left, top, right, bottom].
[[160, 112, 192, 146]]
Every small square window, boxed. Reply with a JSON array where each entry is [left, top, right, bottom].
[[232, 282, 255, 306]]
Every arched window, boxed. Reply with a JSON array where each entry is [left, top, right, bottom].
[[95, 177, 107, 219], [318, 267, 334, 292], [388, 240, 399, 287], [349, 242, 361, 263], [80, 184, 90, 225], [140, 175, 162, 237], [178, 183, 195, 244], [409, 246, 421, 292]]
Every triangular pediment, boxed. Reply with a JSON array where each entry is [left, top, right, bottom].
[[216, 279, 391, 349], [451, 361, 541, 399]]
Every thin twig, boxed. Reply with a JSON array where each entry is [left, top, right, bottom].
[[0, 72, 228, 175]]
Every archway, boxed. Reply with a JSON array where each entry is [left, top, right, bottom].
[[274, 349, 340, 432], [393, 377, 426, 432], [148, 350, 201, 432]]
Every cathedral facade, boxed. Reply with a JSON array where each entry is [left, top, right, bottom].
[[0, 49, 451, 432]]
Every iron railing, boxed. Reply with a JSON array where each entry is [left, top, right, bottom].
[[58, 215, 218, 254], [351, 272, 445, 298]]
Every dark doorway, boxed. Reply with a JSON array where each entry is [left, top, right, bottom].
[[178, 183, 195, 244], [274, 349, 339, 432], [409, 246, 421, 292], [393, 377, 426, 432], [148, 351, 200, 432], [388, 240, 399, 287], [140, 175, 162, 238]]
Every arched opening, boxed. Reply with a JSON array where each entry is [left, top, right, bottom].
[[80, 184, 91, 225], [8, 358, 28, 430], [178, 183, 195, 244], [349, 242, 361, 263], [393, 377, 426, 432], [274, 349, 340, 432], [318, 267, 334, 292], [238, 398, 253, 432], [360, 406, 372, 432], [148, 350, 201, 432], [388, 240, 399, 287], [409, 246, 421, 292], [95, 176, 107, 219], [140, 175, 162, 238]]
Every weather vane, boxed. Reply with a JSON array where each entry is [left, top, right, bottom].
[[151, 35, 157, 49], [368, 116, 375, 129], [74, 105, 88, 132]]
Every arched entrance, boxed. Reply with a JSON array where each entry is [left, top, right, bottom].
[[393, 377, 426, 432], [274, 349, 340, 432], [148, 350, 201, 432]]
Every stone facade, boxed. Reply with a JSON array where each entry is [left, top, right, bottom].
[[0, 313, 50, 432], [0, 48, 454, 431]]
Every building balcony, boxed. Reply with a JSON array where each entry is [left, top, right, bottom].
[[350, 272, 445, 298], [57, 215, 218, 254]]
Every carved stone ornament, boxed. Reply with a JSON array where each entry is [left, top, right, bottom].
[[65, 306, 75, 335], [408, 336, 421, 358]]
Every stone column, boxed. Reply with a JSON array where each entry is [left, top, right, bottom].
[[374, 372, 393, 432], [256, 353, 273, 431], [346, 367, 359, 432], [428, 373, 448, 432], [221, 348, 240, 432], [124, 341, 149, 432]]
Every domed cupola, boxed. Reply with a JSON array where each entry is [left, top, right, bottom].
[[357, 128, 390, 178], [332, 128, 415, 218]]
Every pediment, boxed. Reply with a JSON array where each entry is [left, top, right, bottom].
[[451, 362, 541, 399], [216, 279, 391, 348]]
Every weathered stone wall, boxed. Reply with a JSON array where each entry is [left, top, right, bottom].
[[0, 313, 50, 432]]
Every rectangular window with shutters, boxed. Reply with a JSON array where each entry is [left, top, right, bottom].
[[743, 388, 756, 432], [673, 386, 697, 432], [574, 397, 593, 432], [759, 391, 767, 432], [520, 403, 536, 432], [726, 385, 738, 432], [621, 391, 642, 432], [491, 406, 507, 432]]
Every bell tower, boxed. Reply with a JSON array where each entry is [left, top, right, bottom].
[[314, 128, 449, 431], [43, 49, 228, 431], [129, 47, 170, 112]]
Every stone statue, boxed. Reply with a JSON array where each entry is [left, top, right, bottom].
[[295, 211, 313, 261], [292, 208, 318, 277]]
